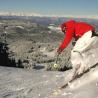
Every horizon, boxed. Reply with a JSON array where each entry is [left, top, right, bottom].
[[0, 0, 98, 18], [0, 11, 98, 19]]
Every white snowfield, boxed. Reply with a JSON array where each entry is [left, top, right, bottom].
[[0, 65, 98, 98], [48, 25, 61, 32]]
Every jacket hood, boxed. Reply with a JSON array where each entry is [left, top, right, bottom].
[[61, 20, 76, 30]]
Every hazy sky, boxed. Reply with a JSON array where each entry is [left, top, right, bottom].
[[0, 0, 98, 16]]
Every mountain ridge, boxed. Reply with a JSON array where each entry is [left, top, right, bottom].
[[0, 11, 98, 19]]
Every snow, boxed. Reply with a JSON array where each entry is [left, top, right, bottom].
[[0, 65, 98, 98]]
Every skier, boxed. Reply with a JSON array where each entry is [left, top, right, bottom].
[[57, 20, 98, 88]]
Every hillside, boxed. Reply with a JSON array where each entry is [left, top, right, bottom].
[[0, 17, 98, 98], [0, 65, 98, 98]]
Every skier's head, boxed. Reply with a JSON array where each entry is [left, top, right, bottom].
[[61, 22, 66, 33], [61, 20, 76, 33]]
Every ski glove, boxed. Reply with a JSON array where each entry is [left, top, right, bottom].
[[57, 47, 63, 54]]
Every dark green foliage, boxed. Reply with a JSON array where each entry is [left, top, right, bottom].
[[17, 59, 23, 68], [0, 41, 24, 68], [0, 42, 16, 67]]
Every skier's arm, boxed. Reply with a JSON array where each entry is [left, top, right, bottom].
[[57, 29, 73, 53]]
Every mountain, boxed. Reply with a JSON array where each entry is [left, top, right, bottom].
[[0, 16, 98, 26]]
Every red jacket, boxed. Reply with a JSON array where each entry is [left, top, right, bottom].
[[59, 20, 95, 51]]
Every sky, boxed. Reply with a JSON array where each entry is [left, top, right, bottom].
[[0, 0, 98, 17]]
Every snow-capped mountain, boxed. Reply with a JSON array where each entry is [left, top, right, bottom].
[[0, 11, 98, 19]]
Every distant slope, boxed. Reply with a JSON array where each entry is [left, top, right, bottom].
[[0, 15, 98, 26]]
